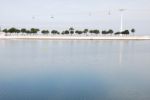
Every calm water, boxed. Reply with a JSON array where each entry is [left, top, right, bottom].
[[0, 40, 150, 100]]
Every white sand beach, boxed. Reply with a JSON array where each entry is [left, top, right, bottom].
[[1, 35, 150, 40], [0, 32, 150, 40]]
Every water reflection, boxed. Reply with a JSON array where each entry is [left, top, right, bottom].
[[118, 41, 122, 65], [0, 40, 150, 100]]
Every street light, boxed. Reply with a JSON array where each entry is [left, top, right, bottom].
[[119, 9, 125, 33]]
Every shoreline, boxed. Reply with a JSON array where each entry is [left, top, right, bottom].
[[0, 35, 150, 40]]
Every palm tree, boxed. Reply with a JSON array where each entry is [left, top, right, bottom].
[[51, 30, 59, 35], [16, 29, 21, 34], [69, 27, 74, 35], [30, 28, 39, 34], [89, 30, 99, 35], [75, 30, 83, 35], [70, 31, 74, 35], [89, 30, 93, 35], [122, 30, 129, 35], [69, 27, 74, 31], [41, 30, 49, 34], [131, 29, 135, 35], [8, 27, 16, 33], [3, 29, 8, 33], [21, 28, 27, 33], [93, 29, 100, 35], [107, 29, 113, 35], [83, 29, 88, 36], [102, 30, 107, 35], [64, 30, 69, 34], [61, 31, 65, 35]]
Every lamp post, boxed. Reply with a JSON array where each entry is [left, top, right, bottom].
[[119, 9, 125, 34]]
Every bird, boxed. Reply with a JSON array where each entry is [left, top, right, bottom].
[[32, 16, 35, 19], [50, 16, 54, 18], [88, 12, 92, 16], [108, 11, 111, 15]]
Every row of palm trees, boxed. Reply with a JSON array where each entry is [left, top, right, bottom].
[[1, 27, 135, 35]]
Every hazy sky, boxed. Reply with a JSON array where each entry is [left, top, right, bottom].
[[0, 0, 150, 34]]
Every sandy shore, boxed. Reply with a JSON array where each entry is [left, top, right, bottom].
[[0, 35, 150, 40]]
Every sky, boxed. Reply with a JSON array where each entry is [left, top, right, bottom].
[[0, 0, 150, 34]]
